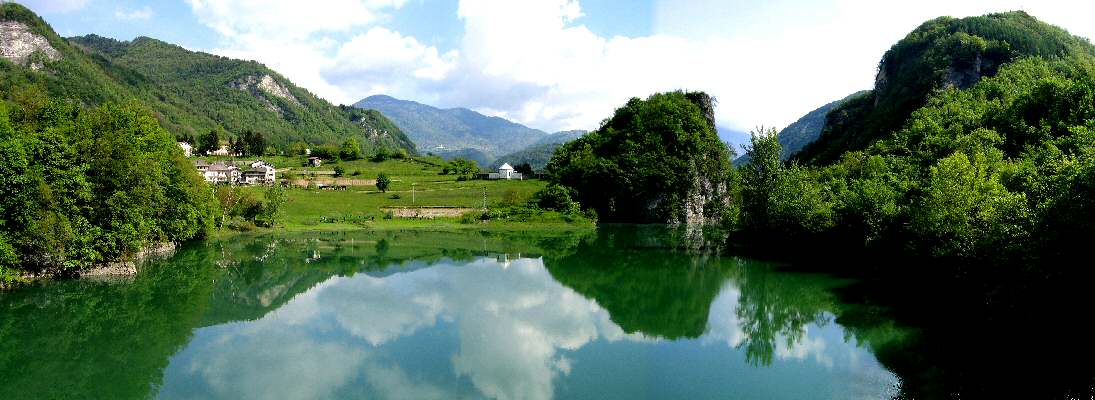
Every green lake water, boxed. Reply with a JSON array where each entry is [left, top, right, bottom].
[[0, 226, 912, 399]]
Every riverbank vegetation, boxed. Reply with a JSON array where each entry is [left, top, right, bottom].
[[0, 100, 216, 283], [541, 11, 1095, 268]]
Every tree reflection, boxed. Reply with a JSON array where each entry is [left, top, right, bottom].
[[0, 245, 219, 399], [545, 226, 732, 339]]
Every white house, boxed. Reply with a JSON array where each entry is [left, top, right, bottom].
[[194, 159, 276, 185], [241, 165, 277, 185], [487, 163, 523, 180], [178, 142, 193, 157], [208, 145, 232, 156], [203, 163, 240, 184]]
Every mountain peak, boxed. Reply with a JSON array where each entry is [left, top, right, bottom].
[[355, 94, 549, 159]]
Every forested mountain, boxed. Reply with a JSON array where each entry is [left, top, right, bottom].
[[735, 12, 1095, 263], [0, 4, 414, 154], [796, 11, 1095, 164], [734, 91, 866, 166], [355, 94, 550, 159]]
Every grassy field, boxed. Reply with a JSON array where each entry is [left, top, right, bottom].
[[257, 179, 547, 226], [223, 155, 568, 230]]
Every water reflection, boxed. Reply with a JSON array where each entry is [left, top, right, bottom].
[[0, 228, 902, 400]]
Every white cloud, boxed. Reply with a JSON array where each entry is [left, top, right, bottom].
[[114, 6, 153, 21], [323, 27, 459, 103], [185, 0, 404, 39], [20, 0, 89, 14], [188, 0, 1095, 142], [184, 0, 410, 104]]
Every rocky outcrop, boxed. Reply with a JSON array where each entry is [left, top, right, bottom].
[[230, 74, 303, 113], [0, 21, 59, 69], [674, 164, 730, 226], [673, 93, 731, 226]]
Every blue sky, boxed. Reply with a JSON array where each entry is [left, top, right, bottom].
[[19, 0, 1095, 136]]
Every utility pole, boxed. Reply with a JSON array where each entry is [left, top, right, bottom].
[[482, 186, 488, 211], [411, 183, 416, 204]]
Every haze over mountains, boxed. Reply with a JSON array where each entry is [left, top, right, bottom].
[[355, 94, 588, 164]]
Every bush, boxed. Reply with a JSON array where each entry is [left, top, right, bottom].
[[376, 173, 391, 192], [533, 184, 580, 213]]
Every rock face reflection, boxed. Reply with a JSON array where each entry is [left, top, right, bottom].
[[0, 228, 902, 400]]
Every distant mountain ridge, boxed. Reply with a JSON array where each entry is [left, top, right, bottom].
[[354, 94, 553, 159], [0, 3, 414, 154], [734, 91, 867, 166], [489, 130, 588, 170]]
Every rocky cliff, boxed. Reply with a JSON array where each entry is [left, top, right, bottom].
[[0, 20, 59, 69]]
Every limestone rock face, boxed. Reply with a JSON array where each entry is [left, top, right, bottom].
[[0, 21, 60, 68], [230, 74, 304, 114]]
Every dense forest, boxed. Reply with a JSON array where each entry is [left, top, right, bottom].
[[796, 11, 1095, 164], [545, 11, 1095, 265], [0, 99, 216, 282], [0, 3, 415, 155]]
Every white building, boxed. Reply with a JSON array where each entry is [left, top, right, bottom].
[[178, 142, 193, 157], [194, 160, 276, 185], [208, 145, 232, 156], [487, 163, 523, 180], [242, 165, 277, 185]]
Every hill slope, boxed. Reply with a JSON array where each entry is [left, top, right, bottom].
[[796, 11, 1095, 164], [735, 91, 867, 166], [0, 4, 413, 154], [355, 94, 549, 159], [490, 130, 588, 170]]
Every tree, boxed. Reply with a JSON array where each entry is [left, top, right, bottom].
[[199, 129, 219, 155], [376, 173, 392, 192], [0, 100, 216, 280], [244, 130, 266, 156], [333, 166, 345, 177], [534, 184, 579, 213], [546, 91, 732, 223], [340, 138, 362, 160], [515, 162, 534, 175], [230, 136, 246, 156], [445, 158, 480, 179], [255, 186, 287, 227]]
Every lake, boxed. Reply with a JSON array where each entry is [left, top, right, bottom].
[[2, 226, 913, 399]]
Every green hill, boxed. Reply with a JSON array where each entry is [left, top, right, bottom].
[[796, 11, 1095, 165], [355, 94, 551, 159], [547, 91, 733, 224], [736, 12, 1095, 262], [0, 3, 414, 154]]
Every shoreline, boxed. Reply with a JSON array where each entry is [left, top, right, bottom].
[[2, 221, 594, 287]]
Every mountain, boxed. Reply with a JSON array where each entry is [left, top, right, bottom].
[[0, 4, 413, 154], [354, 94, 550, 159], [734, 91, 867, 166], [795, 11, 1095, 165], [490, 130, 588, 170], [532, 130, 587, 146]]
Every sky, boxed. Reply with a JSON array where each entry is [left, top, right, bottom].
[[19, 0, 1095, 135]]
